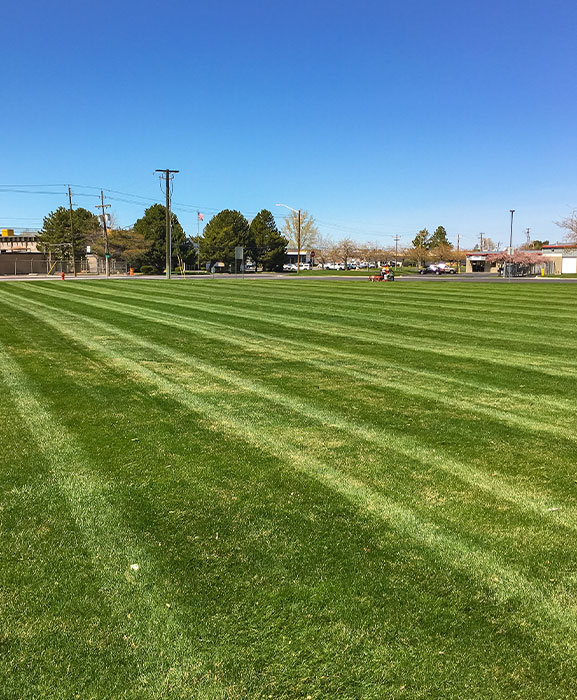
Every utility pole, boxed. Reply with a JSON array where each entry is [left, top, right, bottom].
[[457, 233, 460, 273], [297, 208, 301, 273], [479, 232, 484, 251], [525, 227, 531, 247], [197, 210, 201, 271], [155, 169, 179, 279], [95, 190, 111, 278], [276, 203, 301, 270], [393, 235, 400, 269], [67, 186, 77, 277]]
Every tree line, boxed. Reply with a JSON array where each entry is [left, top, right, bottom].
[[37, 205, 463, 272], [42, 200, 568, 273], [37, 205, 294, 272]]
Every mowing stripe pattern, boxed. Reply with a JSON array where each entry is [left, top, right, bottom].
[[1, 279, 576, 699]]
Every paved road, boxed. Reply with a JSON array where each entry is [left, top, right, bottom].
[[1, 273, 576, 284]]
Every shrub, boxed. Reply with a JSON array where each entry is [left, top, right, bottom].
[[140, 265, 156, 275]]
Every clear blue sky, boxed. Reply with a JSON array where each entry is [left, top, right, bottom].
[[1, 0, 576, 248]]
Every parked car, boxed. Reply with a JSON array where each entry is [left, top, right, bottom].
[[419, 263, 456, 275], [436, 263, 456, 274]]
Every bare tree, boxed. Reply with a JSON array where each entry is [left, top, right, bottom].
[[314, 234, 334, 268], [363, 241, 384, 268], [281, 210, 320, 250], [556, 212, 577, 245], [431, 242, 456, 261], [335, 237, 356, 269]]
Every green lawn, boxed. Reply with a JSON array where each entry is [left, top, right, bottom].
[[0, 279, 576, 699]]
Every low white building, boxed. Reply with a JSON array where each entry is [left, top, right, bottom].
[[541, 244, 577, 274], [285, 249, 312, 265]]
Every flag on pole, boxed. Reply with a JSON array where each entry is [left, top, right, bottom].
[[197, 212, 204, 221]]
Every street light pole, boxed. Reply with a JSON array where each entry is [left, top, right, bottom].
[[509, 209, 515, 254], [507, 209, 515, 279], [276, 203, 301, 273]]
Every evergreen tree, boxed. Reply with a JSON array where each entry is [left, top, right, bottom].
[[38, 206, 100, 260], [411, 228, 431, 268], [133, 204, 185, 272], [412, 228, 431, 250], [248, 210, 288, 271], [429, 226, 452, 248], [88, 227, 153, 268], [201, 210, 250, 268]]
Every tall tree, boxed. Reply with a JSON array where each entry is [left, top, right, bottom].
[[133, 204, 185, 272], [87, 227, 153, 268], [38, 206, 99, 260], [412, 228, 431, 250], [248, 210, 288, 271], [282, 210, 319, 250], [411, 228, 431, 267], [429, 226, 452, 248], [201, 209, 250, 268]]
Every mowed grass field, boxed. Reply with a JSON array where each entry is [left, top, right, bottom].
[[0, 279, 576, 699]]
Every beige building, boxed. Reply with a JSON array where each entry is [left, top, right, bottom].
[[0, 233, 40, 253], [541, 244, 577, 274], [465, 252, 500, 273], [0, 233, 50, 275]]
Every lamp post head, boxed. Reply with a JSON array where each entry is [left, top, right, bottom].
[[276, 203, 299, 214]]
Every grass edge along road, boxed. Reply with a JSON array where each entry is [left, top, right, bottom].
[[1, 279, 577, 699]]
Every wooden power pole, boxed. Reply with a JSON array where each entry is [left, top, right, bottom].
[[95, 191, 111, 278], [155, 169, 179, 279], [67, 186, 77, 277]]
